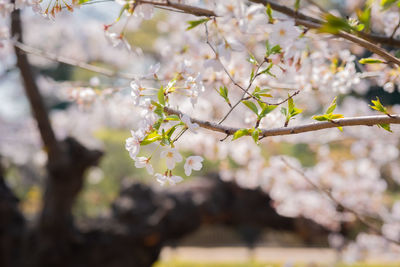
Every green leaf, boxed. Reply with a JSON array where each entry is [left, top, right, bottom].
[[265, 41, 281, 57], [242, 100, 258, 114], [354, 23, 365, 32], [218, 86, 231, 106], [288, 96, 294, 113], [153, 118, 163, 130], [357, 7, 371, 32], [151, 100, 163, 109], [141, 131, 161, 146], [290, 107, 303, 116], [259, 63, 275, 77], [253, 87, 272, 98], [158, 86, 165, 106], [248, 53, 258, 65], [312, 115, 329, 121], [219, 86, 228, 98], [160, 129, 170, 146], [325, 97, 337, 114], [281, 107, 287, 116], [294, 0, 300, 11], [154, 106, 164, 117], [380, 0, 399, 10], [359, 58, 384, 64], [369, 97, 388, 114], [165, 115, 180, 121], [378, 123, 392, 132], [165, 125, 178, 139], [259, 105, 277, 119], [251, 128, 261, 143], [320, 14, 352, 34], [233, 128, 250, 140], [327, 114, 344, 120], [266, 3, 274, 23], [186, 18, 210, 30]]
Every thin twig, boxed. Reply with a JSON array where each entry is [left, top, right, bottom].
[[390, 22, 400, 39], [281, 158, 400, 245], [13, 41, 138, 80]]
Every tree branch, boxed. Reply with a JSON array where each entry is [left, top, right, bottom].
[[13, 41, 137, 80], [165, 107, 400, 137], [11, 9, 62, 160], [249, 0, 400, 66], [139, 0, 217, 17]]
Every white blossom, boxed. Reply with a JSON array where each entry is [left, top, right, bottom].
[[134, 157, 154, 175], [160, 148, 182, 170], [184, 156, 203, 176], [181, 114, 199, 133]]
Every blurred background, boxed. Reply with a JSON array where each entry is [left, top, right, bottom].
[[2, 1, 400, 266]]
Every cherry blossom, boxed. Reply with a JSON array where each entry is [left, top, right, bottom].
[[125, 130, 144, 159], [181, 114, 199, 133], [160, 148, 183, 170], [155, 173, 183, 186], [184, 156, 203, 176], [134, 157, 154, 175]]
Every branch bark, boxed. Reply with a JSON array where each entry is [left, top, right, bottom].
[[165, 107, 400, 138], [11, 9, 62, 161]]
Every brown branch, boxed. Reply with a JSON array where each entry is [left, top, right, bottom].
[[11, 9, 62, 160], [139, 0, 217, 17], [13, 41, 137, 80], [165, 107, 400, 137], [249, 0, 400, 65]]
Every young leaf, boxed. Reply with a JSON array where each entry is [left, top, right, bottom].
[[218, 86, 231, 106], [242, 100, 258, 114], [327, 114, 344, 120], [357, 7, 371, 32], [288, 96, 294, 113], [251, 128, 261, 143], [359, 58, 384, 64], [294, 0, 300, 11], [248, 53, 259, 65], [325, 97, 337, 114], [369, 97, 388, 114], [380, 0, 399, 10], [158, 86, 165, 106], [281, 107, 287, 116], [319, 14, 352, 34], [233, 128, 250, 140], [141, 131, 161, 146], [312, 115, 329, 121], [378, 123, 392, 132], [266, 3, 274, 23], [265, 40, 281, 57], [165, 115, 180, 121], [254, 88, 272, 98], [186, 18, 210, 30], [259, 104, 277, 119]]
